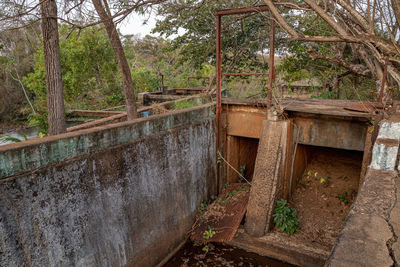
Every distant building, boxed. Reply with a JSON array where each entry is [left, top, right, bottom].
[[276, 77, 322, 98]]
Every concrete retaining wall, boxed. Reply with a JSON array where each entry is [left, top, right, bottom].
[[0, 104, 217, 267]]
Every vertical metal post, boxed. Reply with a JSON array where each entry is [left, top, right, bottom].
[[161, 73, 164, 88], [267, 17, 275, 109], [216, 14, 222, 151]]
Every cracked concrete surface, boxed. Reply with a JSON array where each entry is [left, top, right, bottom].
[[326, 170, 398, 267], [389, 177, 400, 264]]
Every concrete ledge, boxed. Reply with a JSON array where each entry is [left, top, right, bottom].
[[327, 214, 393, 267], [229, 230, 329, 267], [0, 104, 215, 179]]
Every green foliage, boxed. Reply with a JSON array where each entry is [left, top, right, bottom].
[[196, 200, 207, 219], [203, 226, 216, 240], [311, 88, 335, 99], [369, 120, 375, 134], [239, 164, 246, 182], [0, 27, 40, 123], [124, 35, 214, 89], [154, 0, 273, 71], [217, 151, 222, 164], [226, 190, 237, 198], [277, 12, 379, 101], [224, 182, 229, 189], [337, 191, 350, 204], [337, 186, 356, 205], [320, 176, 331, 186], [131, 68, 161, 92], [0, 134, 23, 143], [172, 100, 198, 110], [273, 199, 299, 235], [23, 25, 121, 112], [27, 113, 48, 135], [202, 226, 216, 253]]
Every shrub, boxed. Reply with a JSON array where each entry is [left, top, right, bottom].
[[172, 100, 197, 110], [273, 199, 299, 235]]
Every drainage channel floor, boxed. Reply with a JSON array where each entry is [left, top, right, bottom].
[[164, 242, 295, 267], [288, 147, 363, 250]]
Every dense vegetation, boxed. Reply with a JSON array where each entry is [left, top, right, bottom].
[[1, 0, 398, 128], [0, 26, 213, 126]]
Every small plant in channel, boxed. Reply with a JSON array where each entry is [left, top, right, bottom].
[[202, 225, 216, 253], [273, 199, 299, 235]]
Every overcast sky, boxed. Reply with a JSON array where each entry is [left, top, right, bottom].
[[118, 13, 159, 37]]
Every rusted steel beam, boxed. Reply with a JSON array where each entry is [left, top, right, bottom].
[[160, 73, 164, 87], [223, 73, 268, 76], [66, 110, 122, 118], [222, 78, 268, 81], [216, 14, 222, 153], [102, 105, 125, 111], [267, 17, 276, 109], [67, 96, 200, 132], [216, 5, 269, 16]]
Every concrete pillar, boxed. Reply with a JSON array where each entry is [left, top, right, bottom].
[[138, 92, 150, 106], [245, 115, 291, 237]]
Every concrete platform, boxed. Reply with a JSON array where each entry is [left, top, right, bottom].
[[228, 228, 329, 267]]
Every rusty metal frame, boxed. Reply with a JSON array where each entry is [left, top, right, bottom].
[[216, 5, 275, 152]]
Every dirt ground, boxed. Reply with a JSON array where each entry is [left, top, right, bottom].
[[287, 147, 363, 250]]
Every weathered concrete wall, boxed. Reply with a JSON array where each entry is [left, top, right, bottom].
[[326, 117, 400, 267], [293, 115, 367, 151], [0, 104, 217, 267]]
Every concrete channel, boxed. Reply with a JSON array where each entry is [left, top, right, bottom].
[[0, 98, 399, 266]]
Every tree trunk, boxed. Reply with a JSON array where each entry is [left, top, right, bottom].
[[392, 0, 400, 27], [92, 0, 137, 120], [40, 0, 66, 135]]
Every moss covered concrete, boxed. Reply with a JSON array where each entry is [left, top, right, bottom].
[[0, 104, 214, 179]]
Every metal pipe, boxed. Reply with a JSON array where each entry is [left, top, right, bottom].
[[216, 14, 222, 152], [160, 73, 164, 88], [222, 72, 268, 76], [222, 78, 268, 81], [216, 5, 269, 16], [267, 17, 276, 109]]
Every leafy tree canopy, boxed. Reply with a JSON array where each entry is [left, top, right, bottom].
[[154, 0, 283, 73], [23, 24, 122, 112]]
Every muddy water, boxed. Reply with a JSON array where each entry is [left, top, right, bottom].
[[164, 242, 294, 267]]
